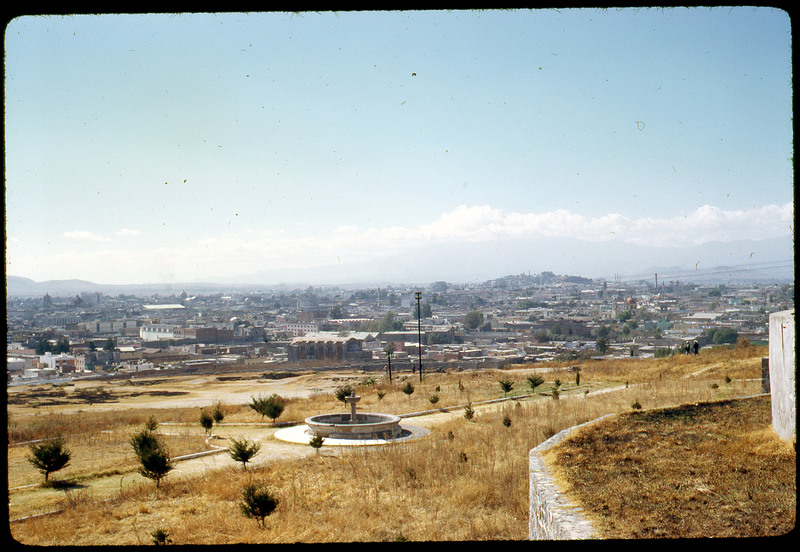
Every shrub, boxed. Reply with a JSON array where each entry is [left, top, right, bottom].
[[463, 402, 475, 421], [309, 434, 325, 452], [199, 410, 213, 434], [526, 373, 544, 392], [27, 435, 71, 483], [428, 394, 440, 405], [401, 381, 415, 397], [240, 484, 279, 527], [144, 416, 159, 431], [130, 429, 173, 488], [151, 528, 172, 545], [334, 385, 354, 404], [228, 436, 262, 470], [212, 402, 225, 423], [499, 378, 514, 397], [250, 394, 286, 424]]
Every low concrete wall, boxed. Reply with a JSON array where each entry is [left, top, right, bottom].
[[528, 416, 611, 540], [769, 309, 795, 441]]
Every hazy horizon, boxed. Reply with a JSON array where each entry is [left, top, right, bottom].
[[4, 9, 794, 286]]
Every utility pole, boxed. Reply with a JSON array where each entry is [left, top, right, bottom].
[[415, 291, 423, 382]]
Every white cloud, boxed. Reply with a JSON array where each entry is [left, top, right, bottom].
[[116, 228, 142, 236], [11, 202, 793, 284], [416, 203, 794, 247], [62, 230, 110, 242]]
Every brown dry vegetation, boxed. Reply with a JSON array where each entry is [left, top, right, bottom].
[[544, 394, 796, 539], [7, 343, 795, 543]]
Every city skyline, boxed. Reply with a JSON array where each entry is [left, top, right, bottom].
[[4, 8, 794, 286]]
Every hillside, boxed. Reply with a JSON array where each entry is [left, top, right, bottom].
[[8, 344, 794, 543]]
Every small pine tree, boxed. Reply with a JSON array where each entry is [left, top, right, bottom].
[[240, 484, 279, 528], [401, 381, 415, 398], [130, 429, 173, 488], [212, 401, 225, 423], [499, 378, 514, 397], [250, 394, 286, 424], [463, 402, 475, 421], [228, 436, 261, 470], [526, 374, 544, 393], [199, 410, 214, 434], [334, 385, 354, 405], [151, 528, 172, 545], [309, 434, 325, 452], [27, 435, 71, 483]]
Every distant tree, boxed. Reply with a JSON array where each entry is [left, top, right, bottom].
[[532, 330, 550, 343], [376, 311, 404, 333], [228, 436, 261, 470], [103, 338, 116, 352], [334, 385, 354, 405], [464, 311, 484, 330], [384, 343, 396, 382], [414, 302, 432, 318], [55, 337, 70, 353], [145, 416, 159, 431], [328, 305, 345, 319], [401, 381, 415, 398], [35, 340, 50, 355], [526, 374, 545, 393], [706, 328, 738, 345], [199, 410, 214, 434], [596, 337, 609, 355], [616, 311, 632, 323], [499, 378, 514, 397], [212, 402, 226, 423], [27, 435, 71, 483], [250, 394, 286, 424]]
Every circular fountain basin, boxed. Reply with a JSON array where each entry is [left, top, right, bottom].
[[305, 412, 402, 440]]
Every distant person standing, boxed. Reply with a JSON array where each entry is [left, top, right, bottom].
[[684, 341, 691, 355], [693, 340, 699, 355]]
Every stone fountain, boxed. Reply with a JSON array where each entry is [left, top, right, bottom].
[[304, 391, 402, 440]]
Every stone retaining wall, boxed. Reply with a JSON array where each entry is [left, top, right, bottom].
[[528, 416, 611, 540]]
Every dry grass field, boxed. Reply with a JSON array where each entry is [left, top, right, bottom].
[[7, 342, 795, 543]]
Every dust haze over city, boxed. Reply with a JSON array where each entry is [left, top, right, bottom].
[[3, 8, 794, 292]]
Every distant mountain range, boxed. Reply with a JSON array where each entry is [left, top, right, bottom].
[[5, 277, 274, 298], [6, 236, 794, 298]]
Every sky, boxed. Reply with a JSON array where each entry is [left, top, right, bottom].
[[4, 8, 794, 286]]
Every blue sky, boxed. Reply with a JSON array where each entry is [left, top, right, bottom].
[[4, 8, 794, 286]]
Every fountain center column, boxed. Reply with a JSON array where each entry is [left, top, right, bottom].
[[344, 392, 361, 423]]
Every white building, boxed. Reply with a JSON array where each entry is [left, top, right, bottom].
[[140, 324, 176, 341]]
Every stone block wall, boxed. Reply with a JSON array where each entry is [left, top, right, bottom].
[[528, 416, 611, 540], [769, 309, 795, 441]]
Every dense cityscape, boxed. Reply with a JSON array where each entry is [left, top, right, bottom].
[[7, 271, 794, 386]]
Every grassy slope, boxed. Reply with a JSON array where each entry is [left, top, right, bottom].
[[8, 343, 795, 543]]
